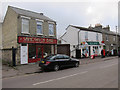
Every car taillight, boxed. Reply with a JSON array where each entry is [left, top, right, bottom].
[[45, 61, 51, 65]]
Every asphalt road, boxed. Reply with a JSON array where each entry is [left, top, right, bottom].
[[2, 58, 118, 88]]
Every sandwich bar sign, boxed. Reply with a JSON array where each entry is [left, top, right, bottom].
[[18, 36, 57, 44]]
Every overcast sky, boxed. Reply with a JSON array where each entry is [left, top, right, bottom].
[[0, 0, 119, 38]]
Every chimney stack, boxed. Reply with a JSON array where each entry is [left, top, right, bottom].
[[40, 13, 43, 15]]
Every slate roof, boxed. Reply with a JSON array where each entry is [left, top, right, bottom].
[[70, 25, 119, 36], [9, 6, 55, 22]]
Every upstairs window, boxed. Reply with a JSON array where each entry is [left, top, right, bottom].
[[85, 32, 88, 41], [106, 35, 108, 41], [37, 21, 43, 35], [96, 33, 99, 41], [22, 19, 29, 33], [113, 36, 116, 41], [49, 24, 54, 36]]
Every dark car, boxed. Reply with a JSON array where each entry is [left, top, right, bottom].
[[39, 54, 79, 71]]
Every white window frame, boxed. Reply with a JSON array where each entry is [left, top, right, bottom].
[[49, 23, 54, 36], [106, 35, 108, 41], [36, 21, 43, 35], [21, 18, 30, 34], [96, 33, 99, 41], [85, 32, 88, 41], [113, 36, 116, 41]]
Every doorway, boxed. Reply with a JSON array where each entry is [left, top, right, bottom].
[[28, 44, 43, 63], [76, 49, 81, 59]]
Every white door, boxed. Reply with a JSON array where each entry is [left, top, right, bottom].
[[21, 45, 28, 64]]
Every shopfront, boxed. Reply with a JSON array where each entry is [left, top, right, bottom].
[[18, 36, 57, 64], [80, 41, 103, 57]]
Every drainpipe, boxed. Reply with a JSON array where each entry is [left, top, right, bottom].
[[78, 29, 81, 49]]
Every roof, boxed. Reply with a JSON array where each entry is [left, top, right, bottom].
[[70, 25, 102, 33], [9, 6, 55, 22], [69, 25, 119, 36]]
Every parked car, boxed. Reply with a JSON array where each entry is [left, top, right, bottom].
[[39, 54, 79, 71]]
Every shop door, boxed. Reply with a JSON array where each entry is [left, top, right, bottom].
[[28, 45, 44, 63]]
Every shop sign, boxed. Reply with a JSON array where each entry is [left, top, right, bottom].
[[87, 41, 100, 45], [18, 36, 57, 44]]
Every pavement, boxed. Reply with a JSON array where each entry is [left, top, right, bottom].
[[2, 56, 118, 79]]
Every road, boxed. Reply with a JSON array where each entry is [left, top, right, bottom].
[[2, 58, 118, 88]]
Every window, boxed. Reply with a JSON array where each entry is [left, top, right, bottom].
[[106, 35, 108, 41], [85, 32, 88, 40], [113, 36, 116, 41], [56, 55, 64, 59], [37, 21, 43, 35], [96, 33, 98, 41], [49, 24, 54, 36], [63, 55, 70, 59], [28, 44, 36, 59], [22, 19, 29, 33]]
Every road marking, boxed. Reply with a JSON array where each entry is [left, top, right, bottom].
[[33, 71, 88, 86], [100, 63, 117, 69]]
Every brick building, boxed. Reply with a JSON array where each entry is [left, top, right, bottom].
[[2, 6, 57, 65], [93, 24, 120, 52], [0, 23, 2, 60]]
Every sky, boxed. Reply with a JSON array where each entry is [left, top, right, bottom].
[[0, 0, 119, 38]]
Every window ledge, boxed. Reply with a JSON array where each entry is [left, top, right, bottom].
[[37, 33, 43, 36], [21, 32, 30, 35], [49, 34, 54, 37]]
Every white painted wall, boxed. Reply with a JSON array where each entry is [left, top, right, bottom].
[[60, 26, 80, 57], [61, 26, 79, 45], [60, 25, 103, 57], [80, 30, 102, 43]]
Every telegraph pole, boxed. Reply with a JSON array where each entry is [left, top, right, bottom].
[[116, 26, 118, 53]]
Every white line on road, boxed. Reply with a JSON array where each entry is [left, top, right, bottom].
[[100, 63, 117, 69], [33, 71, 88, 86]]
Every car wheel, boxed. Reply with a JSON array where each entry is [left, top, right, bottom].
[[54, 65, 59, 71], [75, 62, 79, 67]]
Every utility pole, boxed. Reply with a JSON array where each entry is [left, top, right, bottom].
[[116, 26, 118, 53]]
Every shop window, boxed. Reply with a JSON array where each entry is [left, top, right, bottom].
[[49, 24, 54, 36], [28, 44, 36, 59], [43, 45, 51, 57], [37, 21, 43, 35], [22, 19, 29, 33]]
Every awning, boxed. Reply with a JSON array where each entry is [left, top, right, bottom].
[[86, 41, 100, 45]]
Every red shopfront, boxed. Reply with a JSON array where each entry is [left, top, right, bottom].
[[18, 36, 57, 63]]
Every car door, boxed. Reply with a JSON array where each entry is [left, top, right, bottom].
[[55, 55, 66, 67], [63, 55, 72, 67]]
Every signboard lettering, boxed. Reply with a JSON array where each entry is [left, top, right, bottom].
[[18, 36, 57, 44]]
